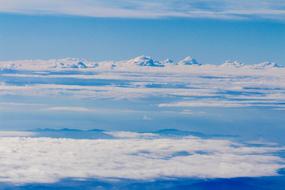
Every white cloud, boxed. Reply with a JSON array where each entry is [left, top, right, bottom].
[[159, 98, 285, 108], [179, 110, 206, 116], [0, 134, 283, 184], [159, 100, 247, 108], [45, 106, 95, 112], [0, 0, 284, 20]]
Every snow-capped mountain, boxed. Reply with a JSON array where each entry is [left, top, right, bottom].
[[54, 58, 89, 69], [0, 58, 96, 71], [0, 56, 284, 72], [177, 56, 201, 66], [123, 56, 163, 67], [220, 60, 283, 70], [250, 62, 281, 69], [161, 59, 175, 65], [221, 60, 244, 68]]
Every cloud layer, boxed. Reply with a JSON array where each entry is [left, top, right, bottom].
[[1, 57, 285, 109], [0, 132, 283, 184], [0, 0, 284, 20]]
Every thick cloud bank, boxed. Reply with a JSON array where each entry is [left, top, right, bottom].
[[0, 133, 284, 184]]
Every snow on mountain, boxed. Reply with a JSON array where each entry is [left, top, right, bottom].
[[95, 61, 116, 70], [0, 56, 284, 72], [122, 56, 164, 67], [161, 59, 175, 65], [221, 60, 245, 68], [0, 58, 97, 71], [220, 60, 283, 70], [250, 62, 282, 69], [177, 56, 201, 66], [54, 58, 89, 69]]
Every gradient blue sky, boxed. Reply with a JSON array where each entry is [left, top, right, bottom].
[[0, 0, 284, 64]]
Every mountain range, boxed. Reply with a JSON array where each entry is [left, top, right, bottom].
[[0, 56, 283, 71]]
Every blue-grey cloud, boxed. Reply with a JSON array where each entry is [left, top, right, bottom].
[[0, 0, 284, 20]]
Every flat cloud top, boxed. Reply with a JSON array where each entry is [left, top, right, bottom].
[[0, 133, 283, 184]]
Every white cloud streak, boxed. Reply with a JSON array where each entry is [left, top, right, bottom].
[[45, 106, 96, 112], [0, 0, 284, 20]]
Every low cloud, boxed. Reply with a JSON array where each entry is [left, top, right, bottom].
[[0, 133, 283, 184]]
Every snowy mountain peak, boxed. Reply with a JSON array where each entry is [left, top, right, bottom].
[[177, 56, 201, 66], [222, 60, 244, 68], [0, 56, 283, 72], [55, 58, 88, 69], [126, 56, 163, 67], [162, 59, 175, 65], [251, 62, 281, 69], [73, 61, 88, 69]]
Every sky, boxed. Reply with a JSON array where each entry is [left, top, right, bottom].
[[0, 0, 284, 64], [1, 1, 285, 187]]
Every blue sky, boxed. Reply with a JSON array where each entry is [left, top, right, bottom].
[[1, 1, 285, 186], [0, 0, 284, 64]]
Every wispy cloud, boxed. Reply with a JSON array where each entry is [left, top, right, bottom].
[[45, 106, 96, 113], [0, 0, 284, 20]]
